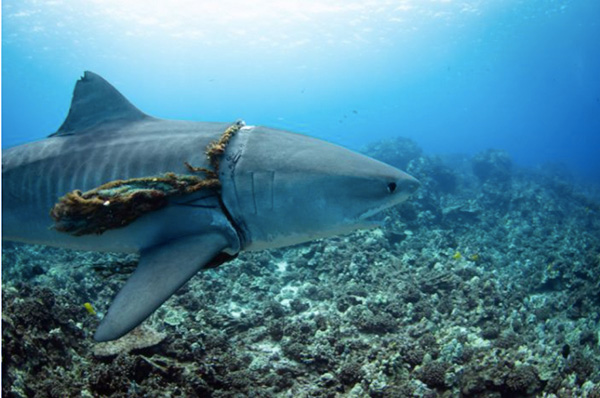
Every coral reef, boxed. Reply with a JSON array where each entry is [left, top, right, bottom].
[[3, 138, 600, 397], [471, 149, 513, 184]]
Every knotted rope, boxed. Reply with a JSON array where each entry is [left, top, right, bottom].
[[50, 121, 245, 236]]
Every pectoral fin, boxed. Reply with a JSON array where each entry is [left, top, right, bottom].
[[94, 233, 230, 342]]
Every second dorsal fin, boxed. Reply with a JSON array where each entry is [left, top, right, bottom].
[[51, 71, 149, 136]]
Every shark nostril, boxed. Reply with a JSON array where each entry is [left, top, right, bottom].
[[387, 182, 397, 193]]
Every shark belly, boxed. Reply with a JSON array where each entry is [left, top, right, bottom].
[[2, 201, 224, 253]]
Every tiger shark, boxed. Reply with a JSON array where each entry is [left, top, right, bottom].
[[2, 71, 419, 342]]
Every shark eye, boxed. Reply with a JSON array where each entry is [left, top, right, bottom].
[[387, 182, 397, 193]]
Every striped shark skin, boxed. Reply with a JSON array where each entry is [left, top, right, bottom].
[[2, 72, 419, 341]]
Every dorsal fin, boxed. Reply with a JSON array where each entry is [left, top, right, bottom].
[[51, 71, 149, 137]]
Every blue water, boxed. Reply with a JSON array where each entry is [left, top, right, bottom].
[[3, 0, 600, 182]]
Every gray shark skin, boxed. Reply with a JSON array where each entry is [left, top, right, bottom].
[[2, 71, 419, 341]]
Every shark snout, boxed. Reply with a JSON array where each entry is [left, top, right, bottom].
[[401, 175, 420, 195]]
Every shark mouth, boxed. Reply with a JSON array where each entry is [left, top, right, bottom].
[[357, 192, 412, 228], [356, 206, 390, 229], [359, 199, 400, 223]]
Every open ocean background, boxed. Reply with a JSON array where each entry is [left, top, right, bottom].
[[2, 0, 599, 183]]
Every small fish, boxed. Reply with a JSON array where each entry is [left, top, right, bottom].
[[84, 302, 97, 316]]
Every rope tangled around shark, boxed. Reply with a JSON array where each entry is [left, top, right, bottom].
[[50, 121, 245, 236]]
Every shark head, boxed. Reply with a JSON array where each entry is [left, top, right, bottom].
[[221, 126, 420, 250]]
